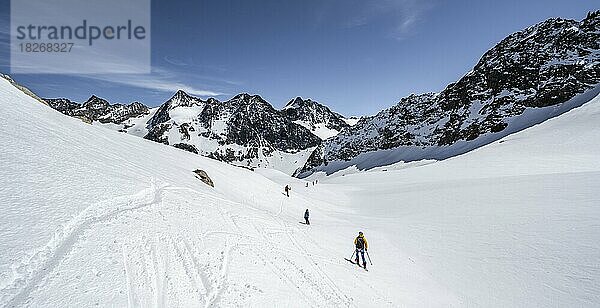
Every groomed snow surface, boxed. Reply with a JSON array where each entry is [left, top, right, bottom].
[[1, 75, 599, 307]]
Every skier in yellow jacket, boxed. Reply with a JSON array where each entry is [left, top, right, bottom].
[[354, 231, 368, 269]]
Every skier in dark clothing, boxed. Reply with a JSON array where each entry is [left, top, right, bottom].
[[304, 209, 310, 225], [354, 231, 368, 269], [284, 185, 290, 197]]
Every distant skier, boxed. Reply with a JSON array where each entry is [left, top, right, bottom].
[[284, 185, 290, 197], [354, 231, 368, 269], [304, 209, 310, 225], [305, 183, 309, 187]]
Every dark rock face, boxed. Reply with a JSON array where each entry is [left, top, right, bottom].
[[294, 144, 325, 176], [301, 12, 600, 171], [45, 98, 80, 115], [173, 143, 199, 154], [144, 123, 171, 145], [200, 94, 321, 151], [320, 93, 442, 164], [281, 97, 350, 135], [144, 92, 321, 155], [45, 96, 149, 124]]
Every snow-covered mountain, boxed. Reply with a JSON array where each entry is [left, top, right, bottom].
[[45, 12, 600, 178], [281, 97, 350, 139], [297, 11, 600, 176], [46, 96, 149, 125], [143, 92, 322, 174], [3, 71, 600, 307], [46, 91, 351, 174]]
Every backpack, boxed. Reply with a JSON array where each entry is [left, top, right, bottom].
[[355, 237, 365, 249]]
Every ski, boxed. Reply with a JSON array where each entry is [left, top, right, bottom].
[[344, 258, 368, 271]]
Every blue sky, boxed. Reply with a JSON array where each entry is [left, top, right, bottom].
[[0, 0, 598, 115]]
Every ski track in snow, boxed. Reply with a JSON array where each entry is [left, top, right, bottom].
[[0, 178, 167, 307], [1, 178, 356, 307], [215, 194, 354, 307]]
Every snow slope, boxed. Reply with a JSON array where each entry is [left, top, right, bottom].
[[0, 76, 457, 307], [2, 71, 599, 307], [292, 120, 340, 140], [297, 92, 600, 306]]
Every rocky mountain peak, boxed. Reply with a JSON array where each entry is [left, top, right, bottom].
[[230, 93, 267, 104], [284, 96, 309, 108], [583, 10, 600, 27], [231, 93, 251, 100], [166, 89, 204, 108], [174, 89, 188, 96], [82, 95, 110, 110]]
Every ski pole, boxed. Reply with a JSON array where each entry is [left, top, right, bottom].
[[365, 250, 373, 265], [350, 250, 355, 260]]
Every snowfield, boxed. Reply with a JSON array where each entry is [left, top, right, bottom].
[[1, 74, 599, 307], [292, 120, 340, 140], [301, 92, 600, 306]]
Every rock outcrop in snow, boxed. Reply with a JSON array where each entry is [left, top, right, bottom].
[[297, 11, 600, 176], [193, 169, 214, 187]]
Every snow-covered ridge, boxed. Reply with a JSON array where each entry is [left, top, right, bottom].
[[141, 92, 323, 175], [297, 11, 600, 176], [45, 96, 149, 125], [45, 92, 348, 175]]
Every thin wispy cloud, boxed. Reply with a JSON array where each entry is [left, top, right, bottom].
[[3, 43, 225, 97], [315, 0, 435, 40], [82, 67, 225, 97], [63, 53, 226, 97], [162, 56, 242, 86], [386, 0, 434, 40], [1, 36, 226, 98]]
